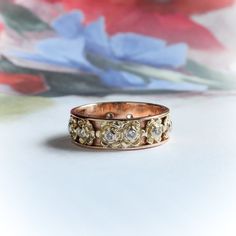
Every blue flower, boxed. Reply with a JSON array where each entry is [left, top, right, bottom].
[[10, 11, 206, 91]]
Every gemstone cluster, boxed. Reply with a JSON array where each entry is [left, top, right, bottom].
[[69, 115, 172, 149], [68, 117, 95, 145]]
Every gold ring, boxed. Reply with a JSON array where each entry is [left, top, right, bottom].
[[69, 101, 172, 150]]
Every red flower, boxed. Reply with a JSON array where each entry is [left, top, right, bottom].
[[61, 0, 235, 15], [0, 73, 48, 94], [108, 12, 224, 50], [0, 22, 4, 31], [58, 0, 228, 50]]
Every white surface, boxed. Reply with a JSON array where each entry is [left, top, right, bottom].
[[1, 93, 236, 236]]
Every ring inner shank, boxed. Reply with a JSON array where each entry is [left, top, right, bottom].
[[72, 102, 169, 120]]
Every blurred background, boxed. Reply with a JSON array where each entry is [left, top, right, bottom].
[[0, 0, 236, 116], [1, 2, 236, 235]]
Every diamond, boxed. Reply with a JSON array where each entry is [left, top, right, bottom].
[[77, 127, 87, 138], [105, 130, 116, 142], [151, 126, 162, 138], [126, 128, 137, 141]]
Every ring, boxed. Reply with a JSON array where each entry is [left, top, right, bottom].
[[69, 102, 172, 150]]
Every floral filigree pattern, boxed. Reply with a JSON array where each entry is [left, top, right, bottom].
[[162, 115, 172, 140], [145, 118, 163, 144], [96, 120, 144, 148], [76, 119, 95, 145], [69, 115, 171, 149], [122, 120, 144, 147], [68, 116, 78, 140], [96, 121, 123, 148]]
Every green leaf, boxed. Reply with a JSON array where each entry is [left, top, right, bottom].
[[0, 57, 110, 96], [0, 57, 34, 74], [87, 52, 236, 90], [87, 53, 218, 88], [186, 60, 236, 90], [121, 63, 218, 87], [0, 3, 50, 34]]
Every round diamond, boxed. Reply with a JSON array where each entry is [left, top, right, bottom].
[[126, 128, 137, 141], [151, 126, 162, 137], [77, 127, 87, 138], [105, 130, 116, 142]]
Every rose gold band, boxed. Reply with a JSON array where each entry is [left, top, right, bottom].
[[69, 102, 172, 150]]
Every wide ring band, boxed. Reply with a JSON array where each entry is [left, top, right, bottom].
[[69, 102, 172, 150]]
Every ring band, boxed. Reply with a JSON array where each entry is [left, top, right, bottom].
[[69, 102, 172, 150]]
